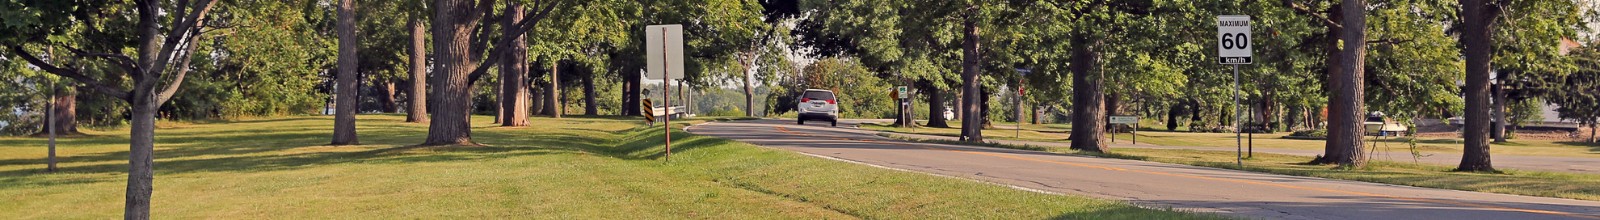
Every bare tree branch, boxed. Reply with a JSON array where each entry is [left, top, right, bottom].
[[8, 45, 132, 100], [146, 0, 218, 81], [467, 0, 563, 83], [1285, 0, 1344, 29], [1485, 0, 1510, 28], [1366, 38, 1414, 45], [157, 25, 207, 104]]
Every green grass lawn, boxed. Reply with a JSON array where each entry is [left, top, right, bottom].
[[862, 123, 1600, 158], [1128, 130, 1600, 158], [883, 135, 1600, 202], [0, 115, 1217, 219]]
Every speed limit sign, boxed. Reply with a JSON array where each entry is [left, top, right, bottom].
[[1217, 15, 1252, 64]]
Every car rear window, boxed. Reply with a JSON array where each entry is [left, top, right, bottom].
[[803, 91, 835, 100]]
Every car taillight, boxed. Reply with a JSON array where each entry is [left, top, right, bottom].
[[801, 98, 811, 102], [826, 99, 836, 104]]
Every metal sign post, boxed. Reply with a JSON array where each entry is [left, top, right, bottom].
[[897, 86, 909, 128], [1109, 116, 1138, 144], [1015, 68, 1031, 139], [647, 24, 684, 161], [1218, 15, 1252, 167]]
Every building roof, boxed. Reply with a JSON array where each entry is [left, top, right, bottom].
[[1560, 38, 1582, 55]]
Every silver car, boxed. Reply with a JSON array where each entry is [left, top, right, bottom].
[[797, 89, 839, 127]]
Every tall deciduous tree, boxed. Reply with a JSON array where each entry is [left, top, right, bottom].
[[423, 0, 561, 145], [1327, 0, 1368, 167], [499, 3, 531, 126], [1458, 0, 1498, 171], [332, 0, 360, 145], [3, 0, 220, 218], [408, 17, 430, 123]]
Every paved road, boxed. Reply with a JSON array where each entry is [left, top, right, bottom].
[[871, 127, 1600, 174], [689, 119, 1600, 220]]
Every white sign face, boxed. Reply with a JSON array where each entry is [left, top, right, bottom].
[[1217, 15, 1252, 64], [1109, 116, 1139, 124], [896, 86, 909, 99], [646, 24, 685, 80]]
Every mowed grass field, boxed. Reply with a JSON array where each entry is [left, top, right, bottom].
[[881, 134, 1600, 202], [0, 115, 1219, 219], [865, 122, 1600, 158]]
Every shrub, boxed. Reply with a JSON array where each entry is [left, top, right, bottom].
[[1290, 129, 1328, 138]]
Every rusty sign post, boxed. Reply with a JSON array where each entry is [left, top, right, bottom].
[[647, 24, 684, 161]]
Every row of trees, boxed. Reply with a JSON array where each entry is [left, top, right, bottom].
[[790, 0, 1594, 171]]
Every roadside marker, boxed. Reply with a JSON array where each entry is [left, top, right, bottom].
[[642, 99, 656, 126]]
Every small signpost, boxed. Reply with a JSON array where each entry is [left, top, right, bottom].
[[647, 24, 684, 161], [1016, 68, 1030, 139], [1109, 116, 1138, 144], [1218, 15, 1252, 166], [895, 86, 909, 128]]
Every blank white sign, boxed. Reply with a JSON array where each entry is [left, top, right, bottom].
[[646, 24, 685, 80]]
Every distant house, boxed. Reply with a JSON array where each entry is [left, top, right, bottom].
[[1448, 38, 1588, 130]]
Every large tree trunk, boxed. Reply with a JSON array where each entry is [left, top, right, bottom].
[[1458, 0, 1496, 172], [926, 87, 950, 128], [45, 86, 59, 172], [38, 89, 79, 135], [493, 82, 502, 124], [584, 72, 597, 115], [498, 4, 530, 126], [545, 61, 562, 118], [743, 64, 756, 117], [125, 95, 157, 220], [378, 81, 398, 113], [1107, 92, 1122, 132], [959, 14, 984, 142], [1325, 0, 1368, 167], [1069, 36, 1108, 152], [623, 64, 641, 116], [531, 82, 545, 116], [626, 75, 639, 116], [422, 0, 480, 145], [331, 0, 359, 145], [406, 18, 429, 123], [1167, 102, 1182, 131], [1312, 6, 1347, 164], [980, 88, 993, 128], [1191, 99, 1204, 129]]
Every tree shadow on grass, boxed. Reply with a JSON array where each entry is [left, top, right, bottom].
[[600, 127, 731, 160], [0, 144, 578, 178]]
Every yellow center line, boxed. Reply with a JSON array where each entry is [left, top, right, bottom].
[[771, 126, 1600, 219]]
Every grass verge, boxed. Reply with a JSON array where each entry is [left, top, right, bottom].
[[880, 133, 1600, 202], [0, 115, 1218, 219], [860, 123, 1600, 158]]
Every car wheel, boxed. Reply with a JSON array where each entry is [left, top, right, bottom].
[[831, 120, 837, 127], [797, 119, 805, 125]]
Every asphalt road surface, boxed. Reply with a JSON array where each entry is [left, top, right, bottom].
[[688, 119, 1600, 220]]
